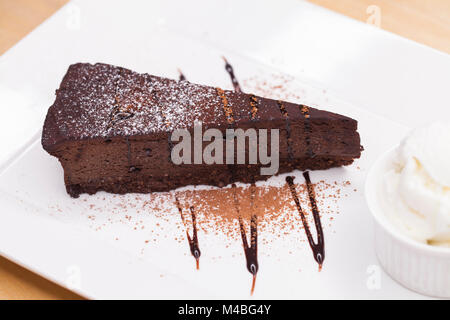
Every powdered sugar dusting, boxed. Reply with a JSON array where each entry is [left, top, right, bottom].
[[46, 63, 227, 144], [151, 77, 224, 131]]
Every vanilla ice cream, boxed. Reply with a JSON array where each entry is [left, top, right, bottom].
[[383, 122, 450, 247]]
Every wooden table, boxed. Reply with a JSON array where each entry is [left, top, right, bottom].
[[308, 0, 450, 54], [0, 0, 449, 300]]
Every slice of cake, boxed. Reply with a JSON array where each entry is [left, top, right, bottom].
[[42, 63, 362, 198]]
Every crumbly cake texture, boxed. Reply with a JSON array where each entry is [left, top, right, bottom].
[[42, 63, 362, 198]]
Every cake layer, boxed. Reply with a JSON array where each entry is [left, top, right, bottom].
[[42, 63, 362, 198]]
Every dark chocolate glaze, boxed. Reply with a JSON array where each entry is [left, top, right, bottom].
[[175, 197, 201, 270], [286, 172, 325, 270], [223, 56, 242, 92]]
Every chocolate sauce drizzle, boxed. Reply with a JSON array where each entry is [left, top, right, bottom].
[[277, 100, 294, 161], [223, 56, 261, 120], [241, 184, 259, 294], [286, 172, 325, 270], [231, 183, 259, 295], [178, 68, 186, 81], [299, 105, 314, 158], [223, 58, 259, 294], [222, 56, 241, 92], [175, 196, 201, 270], [167, 59, 325, 291]]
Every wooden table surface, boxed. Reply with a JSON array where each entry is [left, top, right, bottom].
[[0, 0, 449, 300]]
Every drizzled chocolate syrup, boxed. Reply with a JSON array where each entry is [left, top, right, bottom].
[[222, 56, 242, 92], [188, 207, 201, 270], [286, 172, 325, 270], [178, 69, 186, 81], [223, 58, 259, 294], [232, 183, 259, 295], [175, 197, 201, 270], [170, 58, 325, 291], [241, 183, 259, 294]]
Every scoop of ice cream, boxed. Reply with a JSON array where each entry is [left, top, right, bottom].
[[383, 122, 450, 246]]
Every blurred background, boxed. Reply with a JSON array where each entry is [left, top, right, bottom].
[[0, 0, 449, 300]]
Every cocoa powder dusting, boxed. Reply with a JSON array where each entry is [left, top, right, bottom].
[[80, 180, 349, 242]]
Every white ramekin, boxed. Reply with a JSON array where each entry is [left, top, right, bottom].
[[365, 147, 450, 298]]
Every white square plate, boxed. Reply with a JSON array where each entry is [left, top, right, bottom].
[[0, 0, 449, 299]]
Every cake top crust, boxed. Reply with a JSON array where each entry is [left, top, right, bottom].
[[42, 63, 356, 152]]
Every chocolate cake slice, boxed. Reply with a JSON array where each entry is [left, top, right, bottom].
[[42, 63, 362, 198]]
